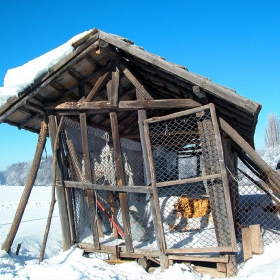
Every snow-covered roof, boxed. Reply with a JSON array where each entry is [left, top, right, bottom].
[[0, 28, 261, 146]]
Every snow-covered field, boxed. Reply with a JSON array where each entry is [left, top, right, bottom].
[[1, 185, 280, 279]]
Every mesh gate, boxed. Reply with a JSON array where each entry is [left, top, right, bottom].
[[144, 105, 236, 252]]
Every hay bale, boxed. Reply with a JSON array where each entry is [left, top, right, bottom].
[[174, 196, 211, 219]]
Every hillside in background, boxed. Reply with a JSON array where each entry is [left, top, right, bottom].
[[0, 156, 53, 186], [0, 146, 279, 186]]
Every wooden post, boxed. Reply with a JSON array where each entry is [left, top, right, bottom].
[[197, 110, 229, 247], [136, 89, 151, 185], [1, 120, 48, 253], [48, 112, 71, 251], [143, 120, 169, 270], [210, 104, 237, 251], [110, 111, 133, 252], [80, 112, 100, 249]]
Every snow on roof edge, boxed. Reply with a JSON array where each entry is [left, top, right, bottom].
[[0, 29, 93, 108]]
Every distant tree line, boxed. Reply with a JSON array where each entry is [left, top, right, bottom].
[[0, 156, 53, 186]]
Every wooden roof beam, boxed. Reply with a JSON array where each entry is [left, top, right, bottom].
[[47, 99, 201, 111], [85, 71, 112, 102], [99, 30, 260, 115], [118, 60, 154, 100], [18, 112, 41, 130], [192, 86, 206, 98]]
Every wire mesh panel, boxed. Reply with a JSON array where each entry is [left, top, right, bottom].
[[60, 115, 158, 253], [145, 106, 235, 252], [228, 162, 280, 270]]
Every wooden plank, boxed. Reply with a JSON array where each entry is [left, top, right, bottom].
[[1, 120, 48, 253], [217, 263, 227, 273], [64, 181, 153, 193], [47, 113, 71, 251], [165, 247, 233, 254], [219, 117, 280, 198], [85, 71, 111, 102], [242, 227, 252, 261], [193, 266, 226, 278], [99, 30, 261, 115], [209, 104, 237, 252], [168, 255, 229, 263], [80, 112, 100, 249], [156, 173, 222, 188], [143, 120, 169, 270], [110, 112, 133, 252], [226, 254, 238, 277], [249, 224, 264, 254], [119, 60, 153, 100]]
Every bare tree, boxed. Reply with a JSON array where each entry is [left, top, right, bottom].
[[264, 113, 280, 148]]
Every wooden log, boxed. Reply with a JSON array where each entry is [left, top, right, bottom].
[[1, 120, 48, 253], [110, 112, 133, 252], [249, 224, 264, 254], [220, 118, 280, 198], [143, 120, 169, 270], [242, 227, 252, 261], [48, 113, 71, 251]]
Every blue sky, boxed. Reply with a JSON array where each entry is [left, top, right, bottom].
[[0, 1, 280, 170]]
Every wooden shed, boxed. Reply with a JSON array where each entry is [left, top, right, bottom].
[[1, 29, 280, 277]]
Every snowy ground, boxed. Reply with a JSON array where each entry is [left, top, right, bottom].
[[1, 185, 280, 279]]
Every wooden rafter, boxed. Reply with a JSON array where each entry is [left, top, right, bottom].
[[119, 60, 154, 100]]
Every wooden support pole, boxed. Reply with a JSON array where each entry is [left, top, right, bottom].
[[48, 112, 71, 251], [80, 112, 100, 249], [136, 89, 151, 185], [1, 120, 48, 253], [110, 111, 133, 252], [39, 117, 64, 263]]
